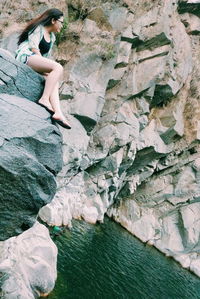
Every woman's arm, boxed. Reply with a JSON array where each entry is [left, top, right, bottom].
[[28, 25, 43, 54]]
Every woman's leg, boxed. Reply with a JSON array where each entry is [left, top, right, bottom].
[[49, 82, 71, 128], [48, 82, 62, 115], [27, 55, 71, 128], [27, 55, 63, 111]]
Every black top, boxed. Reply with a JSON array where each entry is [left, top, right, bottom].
[[39, 36, 51, 56]]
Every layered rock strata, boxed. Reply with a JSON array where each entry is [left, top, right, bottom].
[[38, 0, 200, 277]]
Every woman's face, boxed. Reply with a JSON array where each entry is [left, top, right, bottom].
[[51, 16, 64, 33]]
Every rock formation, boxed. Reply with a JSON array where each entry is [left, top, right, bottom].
[[0, 222, 57, 298], [39, 0, 200, 277], [0, 49, 63, 240], [0, 49, 63, 297], [1, 0, 200, 297]]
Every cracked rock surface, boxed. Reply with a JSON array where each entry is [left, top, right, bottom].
[[0, 49, 44, 101]]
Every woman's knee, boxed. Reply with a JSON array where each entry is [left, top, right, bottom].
[[52, 62, 63, 74]]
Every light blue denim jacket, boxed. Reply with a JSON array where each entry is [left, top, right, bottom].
[[15, 25, 56, 63]]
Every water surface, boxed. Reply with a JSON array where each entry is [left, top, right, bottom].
[[48, 217, 200, 299]]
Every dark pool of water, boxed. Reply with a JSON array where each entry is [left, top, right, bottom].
[[47, 217, 200, 299]]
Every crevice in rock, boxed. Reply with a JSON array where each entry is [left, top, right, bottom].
[[72, 114, 97, 133], [138, 50, 169, 63], [136, 32, 171, 52], [177, 1, 200, 17]]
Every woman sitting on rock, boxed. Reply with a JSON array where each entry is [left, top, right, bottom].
[[15, 8, 71, 129]]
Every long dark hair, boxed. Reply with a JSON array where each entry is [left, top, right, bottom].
[[18, 8, 63, 45]]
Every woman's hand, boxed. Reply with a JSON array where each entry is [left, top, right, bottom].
[[31, 48, 42, 56]]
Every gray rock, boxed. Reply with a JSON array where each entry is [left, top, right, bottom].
[[68, 50, 118, 131], [115, 41, 132, 68], [121, 25, 140, 46], [109, 143, 200, 274], [128, 2, 192, 106], [56, 115, 89, 181], [0, 48, 44, 102], [63, 18, 120, 132], [0, 93, 62, 240], [107, 6, 128, 31]]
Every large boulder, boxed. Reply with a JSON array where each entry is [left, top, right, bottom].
[[0, 50, 63, 240], [0, 222, 57, 298]]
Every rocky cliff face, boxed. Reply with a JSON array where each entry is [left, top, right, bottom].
[[1, 0, 200, 297], [39, 0, 200, 277]]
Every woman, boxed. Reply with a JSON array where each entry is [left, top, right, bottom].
[[15, 8, 71, 129]]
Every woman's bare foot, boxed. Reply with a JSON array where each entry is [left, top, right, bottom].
[[52, 113, 71, 129], [38, 97, 54, 113]]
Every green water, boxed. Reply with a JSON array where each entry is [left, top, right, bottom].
[[48, 217, 200, 299]]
